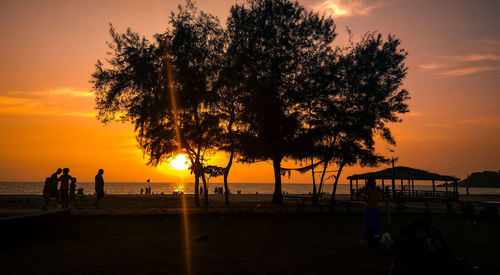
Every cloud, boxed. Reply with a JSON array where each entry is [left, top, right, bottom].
[[311, 0, 383, 17], [420, 39, 500, 77], [459, 116, 500, 126], [480, 39, 500, 52], [0, 88, 96, 117], [402, 111, 425, 117], [452, 53, 500, 62], [8, 88, 93, 97], [419, 63, 445, 70], [439, 66, 500, 77]]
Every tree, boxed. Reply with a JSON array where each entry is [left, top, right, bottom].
[[315, 32, 410, 204], [226, 0, 336, 204], [214, 56, 243, 207], [91, 1, 224, 207]]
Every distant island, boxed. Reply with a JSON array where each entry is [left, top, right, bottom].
[[457, 170, 500, 187]]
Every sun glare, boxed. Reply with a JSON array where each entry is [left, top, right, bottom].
[[169, 154, 190, 170]]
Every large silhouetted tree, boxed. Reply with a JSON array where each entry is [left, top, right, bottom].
[[91, 1, 224, 207], [226, 0, 336, 204], [313, 32, 410, 204]]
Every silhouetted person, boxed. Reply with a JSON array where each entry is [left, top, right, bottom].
[[95, 169, 105, 208], [200, 186, 204, 195], [42, 177, 52, 211], [50, 168, 62, 205], [140, 188, 143, 195], [391, 222, 428, 274], [69, 177, 81, 210], [466, 186, 470, 195], [361, 178, 381, 241], [59, 168, 72, 208]]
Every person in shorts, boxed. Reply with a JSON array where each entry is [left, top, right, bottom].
[[69, 177, 81, 209], [59, 168, 72, 208]]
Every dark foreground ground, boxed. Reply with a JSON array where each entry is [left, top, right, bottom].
[[1, 212, 499, 274]]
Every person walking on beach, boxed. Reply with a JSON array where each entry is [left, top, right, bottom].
[[361, 178, 381, 242], [59, 168, 72, 208], [95, 169, 105, 208], [50, 168, 62, 205]]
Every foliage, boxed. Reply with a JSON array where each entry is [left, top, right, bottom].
[[226, 0, 337, 204], [91, 1, 225, 206]]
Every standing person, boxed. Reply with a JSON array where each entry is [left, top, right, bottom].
[[69, 177, 81, 210], [59, 168, 72, 208], [41, 177, 52, 211], [361, 178, 382, 241], [95, 169, 105, 208], [50, 168, 62, 205]]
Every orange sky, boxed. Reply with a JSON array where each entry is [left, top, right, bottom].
[[0, 0, 499, 184]]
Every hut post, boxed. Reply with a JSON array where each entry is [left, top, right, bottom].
[[445, 181, 448, 199], [381, 179, 385, 200], [400, 179, 404, 199], [454, 180, 458, 200], [349, 179, 353, 200], [411, 179, 415, 192], [407, 179, 411, 201], [356, 179, 358, 191], [432, 179, 436, 195], [391, 159, 396, 200]]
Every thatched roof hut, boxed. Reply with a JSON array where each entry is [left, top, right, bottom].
[[347, 166, 459, 181], [347, 166, 460, 201]]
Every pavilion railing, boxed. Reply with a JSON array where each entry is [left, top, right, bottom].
[[351, 189, 459, 202]]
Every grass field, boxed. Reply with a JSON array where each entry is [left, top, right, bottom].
[[2, 211, 499, 274]]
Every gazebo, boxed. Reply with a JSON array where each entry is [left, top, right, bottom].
[[347, 166, 460, 201]]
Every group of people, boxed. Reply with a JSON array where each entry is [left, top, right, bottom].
[[360, 178, 475, 273], [214, 186, 224, 194], [42, 168, 106, 210]]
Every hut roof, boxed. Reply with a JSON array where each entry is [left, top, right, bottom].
[[347, 166, 459, 181]]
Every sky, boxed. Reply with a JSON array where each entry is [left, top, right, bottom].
[[0, 0, 499, 184]]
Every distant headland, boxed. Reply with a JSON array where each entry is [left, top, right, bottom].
[[457, 170, 500, 187]]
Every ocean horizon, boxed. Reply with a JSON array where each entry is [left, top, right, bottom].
[[1, 182, 500, 196]]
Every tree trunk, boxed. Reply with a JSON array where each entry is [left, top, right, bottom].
[[201, 173, 209, 208], [194, 175, 200, 207], [317, 161, 328, 195], [271, 157, 283, 205], [223, 148, 234, 207], [223, 116, 235, 207], [311, 157, 317, 206], [330, 162, 345, 206]]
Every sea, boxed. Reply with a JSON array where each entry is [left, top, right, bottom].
[[1, 182, 500, 196]]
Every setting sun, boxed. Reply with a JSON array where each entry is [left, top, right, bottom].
[[169, 154, 190, 170]]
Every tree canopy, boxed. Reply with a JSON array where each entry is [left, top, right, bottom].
[[91, 0, 410, 206]]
